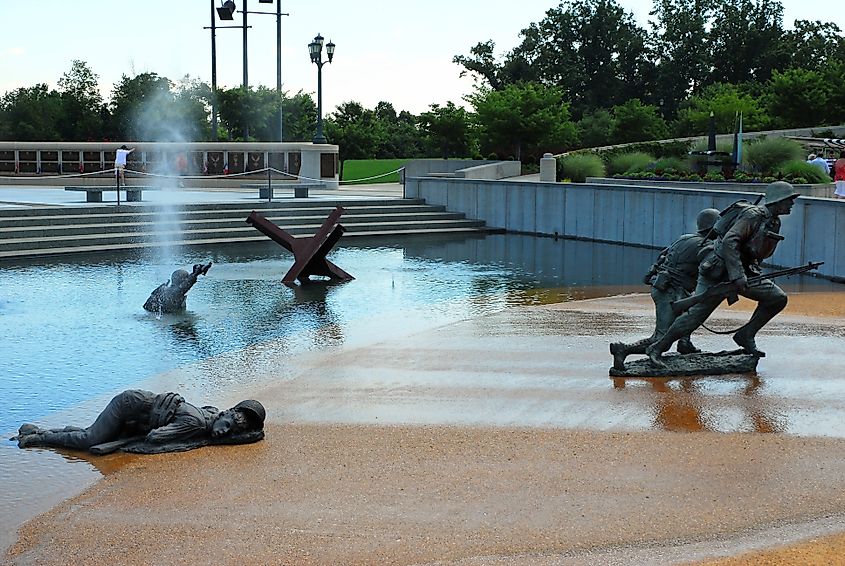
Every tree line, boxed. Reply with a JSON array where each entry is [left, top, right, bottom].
[[2, 0, 844, 165]]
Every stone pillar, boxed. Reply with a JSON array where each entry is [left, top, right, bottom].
[[540, 153, 557, 182]]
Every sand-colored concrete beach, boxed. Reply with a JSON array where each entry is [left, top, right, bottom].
[[5, 292, 845, 565]]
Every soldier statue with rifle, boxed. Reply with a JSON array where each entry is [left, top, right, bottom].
[[610, 208, 720, 370], [645, 181, 819, 368]]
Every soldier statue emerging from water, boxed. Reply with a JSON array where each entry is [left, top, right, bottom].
[[144, 262, 212, 313], [12, 390, 265, 454]]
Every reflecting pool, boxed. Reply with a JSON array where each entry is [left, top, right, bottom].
[[0, 231, 838, 552]]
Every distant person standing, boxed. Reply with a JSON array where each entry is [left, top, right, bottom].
[[115, 144, 135, 185], [806, 153, 830, 176], [835, 151, 845, 199]]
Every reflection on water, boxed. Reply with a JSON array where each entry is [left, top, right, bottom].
[[0, 233, 665, 436], [612, 375, 786, 433]]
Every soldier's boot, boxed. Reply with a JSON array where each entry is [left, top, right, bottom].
[[609, 342, 628, 370], [733, 326, 766, 357], [676, 336, 701, 355], [732, 299, 786, 357], [610, 339, 652, 370], [645, 341, 668, 368]]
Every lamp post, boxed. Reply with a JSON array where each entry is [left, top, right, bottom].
[[308, 34, 334, 144], [253, 0, 289, 142], [205, 0, 250, 142]]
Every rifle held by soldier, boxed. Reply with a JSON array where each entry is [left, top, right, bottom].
[[671, 261, 824, 316]]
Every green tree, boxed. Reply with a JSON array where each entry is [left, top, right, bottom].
[[649, 0, 711, 118], [611, 99, 669, 143], [673, 82, 768, 136], [281, 90, 317, 143], [57, 60, 104, 140], [511, 0, 655, 114], [707, 0, 787, 85], [576, 108, 615, 148], [418, 102, 474, 159], [109, 73, 174, 140], [454, 0, 655, 115], [0, 84, 63, 141], [783, 20, 845, 71], [372, 102, 425, 158], [763, 68, 833, 128], [468, 82, 577, 161], [324, 101, 385, 162]]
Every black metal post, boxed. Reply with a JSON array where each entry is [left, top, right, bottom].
[[276, 0, 283, 142], [314, 60, 326, 144], [210, 0, 218, 142], [267, 165, 272, 202], [243, 0, 249, 140]]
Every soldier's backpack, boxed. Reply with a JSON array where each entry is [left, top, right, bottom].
[[711, 199, 757, 237]]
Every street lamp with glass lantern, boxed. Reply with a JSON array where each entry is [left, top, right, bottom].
[[308, 33, 334, 144]]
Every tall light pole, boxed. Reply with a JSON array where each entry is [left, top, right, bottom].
[[255, 0, 289, 142], [308, 33, 335, 144], [242, 0, 249, 139], [206, 0, 247, 142], [209, 0, 218, 141]]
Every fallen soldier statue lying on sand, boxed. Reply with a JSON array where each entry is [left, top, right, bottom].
[[11, 389, 265, 455]]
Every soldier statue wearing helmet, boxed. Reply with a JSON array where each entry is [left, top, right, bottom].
[[143, 262, 212, 314], [13, 389, 266, 454], [610, 208, 720, 370], [645, 181, 801, 367]]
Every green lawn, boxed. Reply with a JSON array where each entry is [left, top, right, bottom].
[[341, 159, 407, 184]]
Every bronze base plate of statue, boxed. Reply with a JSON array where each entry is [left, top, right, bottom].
[[609, 350, 761, 378]]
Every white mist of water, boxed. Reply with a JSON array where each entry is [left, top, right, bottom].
[[132, 89, 193, 277]]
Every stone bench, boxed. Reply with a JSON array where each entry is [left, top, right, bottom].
[[65, 186, 154, 202], [240, 183, 322, 199]]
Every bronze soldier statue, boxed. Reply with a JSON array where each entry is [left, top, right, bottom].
[[12, 390, 265, 454], [646, 181, 800, 367], [144, 262, 212, 314], [610, 208, 720, 370]]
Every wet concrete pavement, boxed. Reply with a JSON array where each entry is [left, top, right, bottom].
[[5, 292, 845, 564]]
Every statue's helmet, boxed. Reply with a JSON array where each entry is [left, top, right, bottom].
[[170, 269, 190, 286], [764, 181, 800, 205], [695, 208, 720, 233], [233, 400, 266, 429]]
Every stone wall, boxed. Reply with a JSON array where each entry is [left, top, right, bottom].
[[0, 141, 340, 189], [405, 176, 845, 281]]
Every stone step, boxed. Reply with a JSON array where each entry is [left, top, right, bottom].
[[0, 197, 486, 258], [0, 212, 470, 237], [0, 198, 428, 218], [0, 226, 487, 259]]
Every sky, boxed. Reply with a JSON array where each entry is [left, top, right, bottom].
[[1, 0, 843, 116]]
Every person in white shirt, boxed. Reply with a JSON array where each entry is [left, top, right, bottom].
[[115, 144, 135, 184], [806, 153, 830, 176]]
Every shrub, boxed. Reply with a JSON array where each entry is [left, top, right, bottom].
[[607, 151, 654, 175], [557, 153, 606, 183], [743, 137, 804, 175], [776, 160, 831, 184], [650, 157, 690, 173]]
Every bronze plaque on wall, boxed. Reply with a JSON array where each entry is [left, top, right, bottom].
[[206, 151, 224, 174], [320, 153, 337, 178], [289, 152, 301, 176], [227, 151, 244, 174]]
